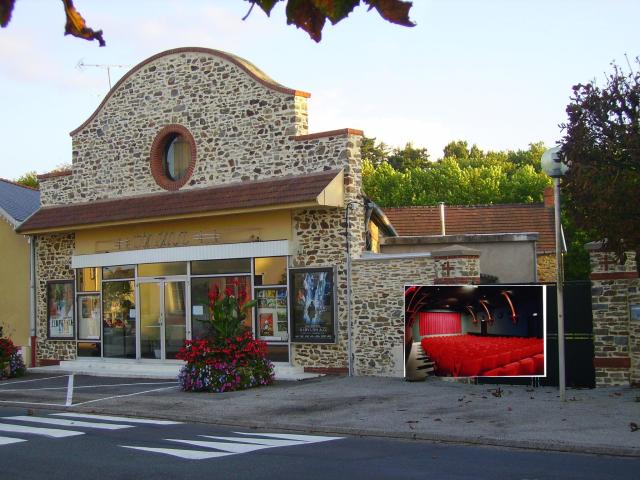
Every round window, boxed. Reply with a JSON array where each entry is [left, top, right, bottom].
[[150, 125, 196, 190], [163, 134, 190, 181]]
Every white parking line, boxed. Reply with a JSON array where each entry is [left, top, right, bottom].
[[121, 446, 235, 460], [52, 413, 181, 425], [0, 436, 27, 446], [0, 423, 84, 438], [6, 416, 133, 430]]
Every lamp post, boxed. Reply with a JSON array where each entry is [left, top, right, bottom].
[[541, 146, 569, 401]]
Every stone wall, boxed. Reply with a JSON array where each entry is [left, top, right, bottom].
[[290, 133, 365, 371], [350, 255, 435, 376], [588, 247, 640, 386], [35, 234, 76, 362], [38, 48, 362, 207], [537, 253, 556, 282], [431, 246, 481, 285]]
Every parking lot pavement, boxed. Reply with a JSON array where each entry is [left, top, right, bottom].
[[0, 373, 178, 407]]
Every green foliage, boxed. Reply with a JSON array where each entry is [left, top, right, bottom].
[[362, 139, 552, 207], [14, 171, 39, 189], [204, 281, 257, 344], [561, 57, 640, 258], [361, 137, 390, 167]]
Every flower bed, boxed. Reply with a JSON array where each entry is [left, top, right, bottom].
[[0, 329, 26, 379], [177, 280, 274, 393], [177, 331, 273, 392]]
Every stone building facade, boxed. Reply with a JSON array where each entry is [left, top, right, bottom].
[[18, 47, 401, 374], [588, 244, 640, 386]]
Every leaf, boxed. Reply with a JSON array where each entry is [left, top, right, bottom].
[[285, 0, 328, 42], [0, 0, 15, 28], [365, 0, 415, 27], [62, 0, 105, 47], [251, 0, 280, 16]]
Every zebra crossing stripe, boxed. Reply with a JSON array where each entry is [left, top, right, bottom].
[[0, 423, 84, 438], [234, 432, 344, 443], [6, 416, 133, 430], [168, 438, 275, 453], [121, 446, 235, 460], [199, 435, 305, 447], [120, 432, 343, 460], [52, 413, 181, 425], [0, 436, 27, 446]]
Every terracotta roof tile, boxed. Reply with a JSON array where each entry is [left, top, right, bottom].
[[18, 169, 341, 233], [383, 204, 555, 252]]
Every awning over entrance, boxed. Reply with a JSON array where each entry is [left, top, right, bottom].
[[18, 169, 344, 234]]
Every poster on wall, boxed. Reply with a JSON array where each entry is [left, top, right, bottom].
[[77, 295, 101, 340], [47, 281, 75, 339], [404, 284, 546, 380], [256, 287, 289, 341], [289, 267, 336, 343]]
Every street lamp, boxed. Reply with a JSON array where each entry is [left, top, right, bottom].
[[541, 146, 569, 401]]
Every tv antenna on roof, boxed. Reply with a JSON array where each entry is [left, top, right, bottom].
[[76, 59, 130, 90]]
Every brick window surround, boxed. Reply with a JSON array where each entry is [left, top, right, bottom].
[[150, 124, 197, 190]]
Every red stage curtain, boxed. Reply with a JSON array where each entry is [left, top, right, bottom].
[[419, 312, 461, 336]]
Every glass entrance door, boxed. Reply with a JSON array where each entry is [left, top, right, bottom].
[[139, 280, 186, 360]]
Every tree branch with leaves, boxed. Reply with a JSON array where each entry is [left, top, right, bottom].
[[0, 0, 414, 46]]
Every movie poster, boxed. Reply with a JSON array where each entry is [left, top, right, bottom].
[[47, 281, 75, 339], [290, 267, 336, 343]]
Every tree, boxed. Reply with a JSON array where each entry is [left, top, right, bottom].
[[362, 140, 551, 207], [387, 142, 429, 171], [560, 58, 640, 258], [0, 0, 414, 46], [14, 171, 39, 189], [360, 136, 390, 166]]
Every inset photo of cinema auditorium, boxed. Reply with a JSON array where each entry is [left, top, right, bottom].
[[405, 285, 546, 380]]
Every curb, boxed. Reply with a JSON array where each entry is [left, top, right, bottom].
[[11, 402, 639, 459]]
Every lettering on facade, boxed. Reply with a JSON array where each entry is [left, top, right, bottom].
[[96, 230, 222, 253]]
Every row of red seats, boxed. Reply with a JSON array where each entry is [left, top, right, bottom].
[[484, 354, 545, 376], [420, 335, 544, 377]]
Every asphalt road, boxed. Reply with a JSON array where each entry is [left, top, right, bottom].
[[0, 407, 637, 480]]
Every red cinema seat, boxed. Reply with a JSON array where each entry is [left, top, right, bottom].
[[502, 362, 520, 376], [518, 358, 536, 375], [533, 354, 545, 374], [460, 358, 482, 377], [480, 354, 499, 373], [497, 351, 511, 368], [483, 367, 506, 376]]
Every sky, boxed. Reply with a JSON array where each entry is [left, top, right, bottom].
[[0, 0, 638, 180]]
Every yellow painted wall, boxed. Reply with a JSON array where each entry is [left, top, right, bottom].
[[75, 210, 292, 255], [0, 219, 31, 363]]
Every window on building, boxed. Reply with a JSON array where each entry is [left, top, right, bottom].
[[163, 134, 191, 181]]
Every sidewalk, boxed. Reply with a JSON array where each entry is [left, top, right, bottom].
[[9, 374, 638, 457]]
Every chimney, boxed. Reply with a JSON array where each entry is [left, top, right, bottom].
[[543, 186, 554, 208], [439, 202, 446, 235]]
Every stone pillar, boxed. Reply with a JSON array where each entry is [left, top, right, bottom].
[[431, 245, 481, 285], [587, 242, 640, 386]]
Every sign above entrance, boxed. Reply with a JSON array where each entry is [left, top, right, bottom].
[[95, 229, 233, 253]]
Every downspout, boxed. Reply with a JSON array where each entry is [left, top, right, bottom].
[[28, 235, 37, 368], [439, 202, 446, 236]]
